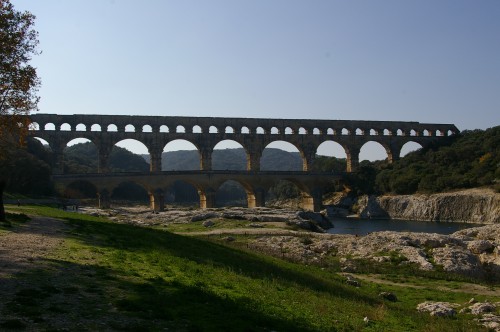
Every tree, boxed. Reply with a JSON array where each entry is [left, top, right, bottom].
[[0, 0, 40, 221]]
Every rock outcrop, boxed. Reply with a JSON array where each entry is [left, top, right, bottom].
[[250, 224, 500, 279], [354, 188, 499, 224]]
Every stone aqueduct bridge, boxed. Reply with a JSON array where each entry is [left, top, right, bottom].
[[29, 113, 459, 211]]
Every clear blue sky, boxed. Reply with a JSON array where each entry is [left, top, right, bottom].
[[12, 0, 500, 159]]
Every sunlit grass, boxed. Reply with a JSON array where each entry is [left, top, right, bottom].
[[2, 205, 497, 331]]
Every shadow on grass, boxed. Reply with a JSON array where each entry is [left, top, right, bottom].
[[63, 216, 378, 306], [2, 258, 338, 331]]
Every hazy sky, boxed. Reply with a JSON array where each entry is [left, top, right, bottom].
[[12, 0, 500, 159]]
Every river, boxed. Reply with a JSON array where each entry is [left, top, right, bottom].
[[327, 218, 482, 236]]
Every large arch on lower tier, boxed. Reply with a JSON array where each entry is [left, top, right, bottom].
[[110, 181, 149, 203], [267, 179, 302, 209], [163, 180, 200, 207], [215, 180, 248, 207], [62, 180, 98, 200]]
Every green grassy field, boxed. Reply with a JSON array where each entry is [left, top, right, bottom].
[[1, 205, 498, 331]]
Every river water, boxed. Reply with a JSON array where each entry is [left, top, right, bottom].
[[327, 218, 482, 236]]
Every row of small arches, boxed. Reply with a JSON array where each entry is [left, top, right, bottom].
[[31, 122, 455, 137]]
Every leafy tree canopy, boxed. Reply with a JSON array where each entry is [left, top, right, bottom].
[[0, 0, 40, 221]]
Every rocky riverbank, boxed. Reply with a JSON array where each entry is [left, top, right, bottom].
[[81, 205, 500, 281], [250, 223, 500, 280], [331, 188, 500, 224]]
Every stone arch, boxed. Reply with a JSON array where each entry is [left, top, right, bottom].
[[125, 124, 135, 132], [45, 123, 56, 131], [285, 127, 293, 135], [359, 141, 390, 162], [268, 179, 302, 205], [209, 126, 218, 133], [29, 122, 40, 130], [142, 125, 153, 133], [176, 125, 185, 133], [163, 139, 200, 171], [212, 140, 247, 170], [225, 126, 234, 134], [76, 123, 86, 131], [63, 138, 98, 173], [298, 127, 307, 135], [261, 141, 303, 171], [383, 129, 391, 136], [60, 123, 71, 131], [400, 141, 423, 157], [164, 180, 200, 206], [256, 126, 265, 134], [341, 128, 349, 135], [63, 180, 98, 199], [91, 124, 101, 132], [107, 124, 118, 132], [369, 129, 378, 135], [31, 137, 51, 149], [111, 181, 149, 202], [270, 127, 279, 134], [160, 125, 169, 133], [114, 138, 149, 155], [409, 129, 417, 136], [241, 126, 250, 134], [355, 128, 364, 135], [326, 128, 334, 135], [192, 125, 202, 133], [215, 180, 248, 207], [316, 141, 348, 159], [313, 128, 321, 135]]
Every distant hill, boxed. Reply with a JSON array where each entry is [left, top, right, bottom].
[[142, 148, 303, 171]]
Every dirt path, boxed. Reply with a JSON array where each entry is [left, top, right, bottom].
[[346, 273, 499, 297], [0, 216, 67, 278]]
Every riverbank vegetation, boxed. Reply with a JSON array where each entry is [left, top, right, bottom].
[[2, 205, 498, 331]]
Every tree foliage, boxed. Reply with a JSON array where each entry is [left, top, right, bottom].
[[371, 126, 500, 194], [0, 0, 40, 221]]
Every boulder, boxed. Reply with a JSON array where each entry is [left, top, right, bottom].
[[296, 211, 333, 229], [469, 302, 496, 315], [467, 240, 494, 254], [417, 302, 457, 317], [202, 220, 214, 227], [379, 292, 398, 302], [191, 212, 219, 222], [345, 275, 361, 287], [432, 246, 484, 278]]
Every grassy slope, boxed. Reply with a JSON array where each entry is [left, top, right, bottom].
[[2, 206, 497, 331]]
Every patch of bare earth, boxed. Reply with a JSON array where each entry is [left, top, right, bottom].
[[0, 216, 67, 279]]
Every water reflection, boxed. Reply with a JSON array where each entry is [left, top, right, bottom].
[[327, 218, 481, 236]]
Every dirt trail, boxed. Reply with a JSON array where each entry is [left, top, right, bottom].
[[347, 273, 499, 297], [0, 216, 67, 278]]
